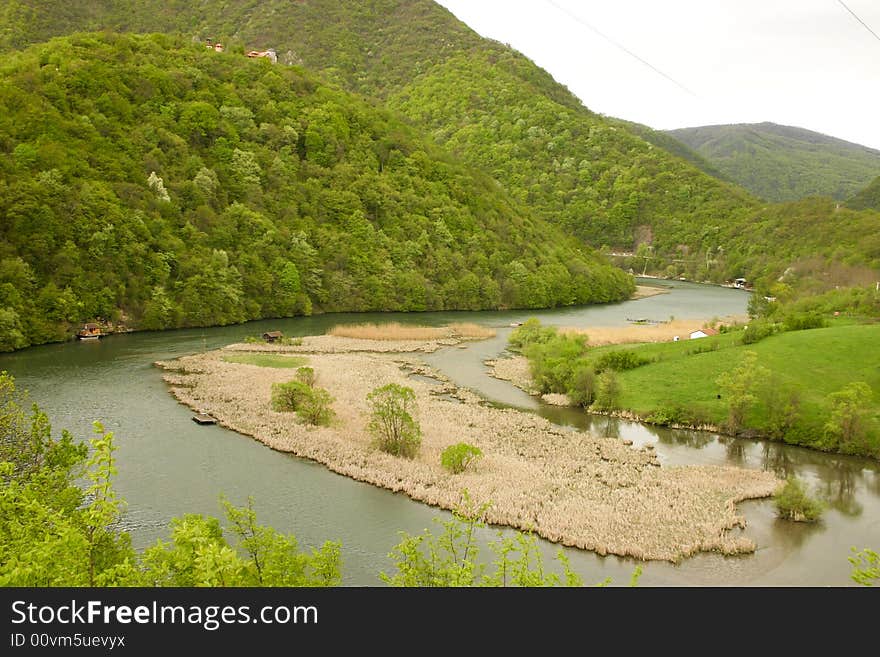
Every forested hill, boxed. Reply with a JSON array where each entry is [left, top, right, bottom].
[[0, 33, 634, 350], [667, 123, 880, 203], [848, 176, 880, 212], [2, 2, 878, 302], [0, 1, 760, 253]]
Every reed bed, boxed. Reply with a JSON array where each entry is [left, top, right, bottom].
[[561, 316, 746, 346], [158, 338, 777, 562], [328, 321, 495, 341]]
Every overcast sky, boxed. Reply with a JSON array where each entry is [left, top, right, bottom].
[[435, 0, 880, 150]]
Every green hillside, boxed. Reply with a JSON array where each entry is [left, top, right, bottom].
[[848, 175, 880, 212], [667, 122, 880, 202], [2, 1, 879, 297], [0, 32, 633, 350]]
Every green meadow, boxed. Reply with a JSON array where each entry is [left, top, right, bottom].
[[220, 354, 308, 368]]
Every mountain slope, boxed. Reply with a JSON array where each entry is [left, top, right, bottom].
[[848, 175, 880, 212], [0, 32, 632, 350], [667, 123, 880, 202], [2, 1, 879, 294]]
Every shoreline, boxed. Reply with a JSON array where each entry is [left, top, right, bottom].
[[156, 335, 779, 563]]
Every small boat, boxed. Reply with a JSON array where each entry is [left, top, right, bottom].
[[509, 322, 524, 328], [192, 413, 217, 425], [76, 323, 104, 340]]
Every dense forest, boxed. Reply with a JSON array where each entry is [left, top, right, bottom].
[[848, 175, 880, 212], [1, 1, 879, 349], [667, 123, 880, 203], [0, 32, 633, 350]]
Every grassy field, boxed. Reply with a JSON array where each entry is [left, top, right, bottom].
[[582, 322, 880, 454], [221, 354, 309, 368]]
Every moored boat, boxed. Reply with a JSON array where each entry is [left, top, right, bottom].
[[76, 323, 104, 340]]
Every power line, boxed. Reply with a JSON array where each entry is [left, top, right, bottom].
[[543, 0, 697, 97], [837, 0, 880, 43]]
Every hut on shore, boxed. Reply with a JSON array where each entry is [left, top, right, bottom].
[[262, 331, 283, 343]]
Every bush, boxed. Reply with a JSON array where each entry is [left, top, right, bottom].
[[440, 443, 483, 474], [367, 384, 421, 458], [741, 320, 779, 345], [567, 364, 596, 407], [295, 366, 316, 387], [782, 311, 826, 332], [592, 371, 621, 411], [523, 333, 587, 394], [271, 379, 335, 425], [271, 380, 313, 412], [594, 350, 649, 373], [774, 476, 824, 522], [297, 387, 335, 426], [508, 318, 558, 350]]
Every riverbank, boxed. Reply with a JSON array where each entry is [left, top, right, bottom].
[[157, 334, 779, 562], [561, 315, 747, 346]]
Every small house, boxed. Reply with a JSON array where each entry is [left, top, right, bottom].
[[262, 331, 283, 343], [689, 328, 719, 340], [246, 49, 277, 63]]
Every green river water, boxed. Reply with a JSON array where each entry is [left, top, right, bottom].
[[2, 279, 877, 585]]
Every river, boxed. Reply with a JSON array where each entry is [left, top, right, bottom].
[[2, 279, 877, 585]]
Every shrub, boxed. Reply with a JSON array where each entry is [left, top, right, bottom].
[[367, 384, 421, 458], [523, 333, 587, 394], [297, 387, 335, 426], [594, 350, 649, 373], [509, 318, 557, 350], [567, 364, 597, 407], [592, 371, 621, 411], [741, 320, 778, 345], [271, 379, 335, 425], [295, 366, 316, 387], [774, 476, 824, 522], [782, 311, 826, 332], [440, 443, 483, 474], [271, 380, 312, 412]]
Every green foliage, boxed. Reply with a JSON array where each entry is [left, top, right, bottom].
[[440, 443, 483, 474], [782, 311, 826, 332], [848, 175, 880, 211], [849, 548, 879, 586], [667, 123, 880, 203], [367, 383, 421, 458], [380, 496, 584, 587], [271, 377, 334, 425], [0, 32, 633, 351], [741, 319, 779, 345], [823, 382, 873, 453], [140, 498, 341, 586], [296, 386, 335, 426], [774, 476, 824, 522], [715, 351, 769, 434], [270, 380, 312, 412], [0, 372, 341, 586], [295, 366, 316, 387], [567, 364, 597, 408], [523, 333, 588, 395], [594, 350, 650, 373], [593, 371, 622, 411], [508, 318, 559, 351]]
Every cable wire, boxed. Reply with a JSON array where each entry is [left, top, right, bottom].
[[543, 0, 697, 97], [837, 0, 880, 43]]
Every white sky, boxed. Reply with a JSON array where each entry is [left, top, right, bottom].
[[435, 0, 880, 150]]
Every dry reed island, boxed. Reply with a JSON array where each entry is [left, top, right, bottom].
[[156, 323, 778, 562]]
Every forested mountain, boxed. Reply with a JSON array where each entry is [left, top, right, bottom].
[[2, 1, 879, 334], [0, 33, 633, 350], [848, 176, 880, 212], [0, 1, 761, 254], [667, 123, 880, 203]]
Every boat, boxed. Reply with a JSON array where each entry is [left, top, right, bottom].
[[76, 323, 104, 340], [509, 322, 524, 328], [192, 413, 217, 425]]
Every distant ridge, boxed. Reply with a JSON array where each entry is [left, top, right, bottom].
[[666, 122, 880, 202]]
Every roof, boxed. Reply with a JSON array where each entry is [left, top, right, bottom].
[[83, 323, 99, 329], [691, 327, 719, 336], [263, 331, 283, 338]]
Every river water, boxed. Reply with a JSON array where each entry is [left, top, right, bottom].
[[2, 280, 877, 585]]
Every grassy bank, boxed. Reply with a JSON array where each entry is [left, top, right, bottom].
[[509, 320, 880, 457]]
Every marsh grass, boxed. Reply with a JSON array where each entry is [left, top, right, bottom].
[[221, 354, 308, 368], [328, 322, 495, 341]]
